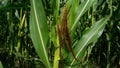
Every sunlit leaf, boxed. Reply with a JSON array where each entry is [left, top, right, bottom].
[[0, 61, 3, 68], [69, 0, 95, 37], [67, 16, 110, 68], [30, 0, 51, 68]]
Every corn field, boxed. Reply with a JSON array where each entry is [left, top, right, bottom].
[[0, 0, 120, 68]]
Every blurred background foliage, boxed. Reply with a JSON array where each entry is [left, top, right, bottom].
[[0, 0, 120, 68]]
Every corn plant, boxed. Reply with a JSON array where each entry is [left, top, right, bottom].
[[1, 0, 120, 68], [29, 0, 110, 68]]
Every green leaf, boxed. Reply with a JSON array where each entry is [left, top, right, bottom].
[[0, 61, 3, 68], [69, 0, 96, 37], [68, 0, 79, 29], [30, 0, 51, 68], [54, 0, 60, 24], [67, 16, 110, 68]]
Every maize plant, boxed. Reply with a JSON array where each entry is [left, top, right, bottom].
[[0, 0, 120, 68]]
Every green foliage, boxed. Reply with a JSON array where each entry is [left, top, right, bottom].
[[0, 0, 120, 68], [67, 16, 110, 68], [30, 0, 50, 68], [0, 61, 3, 68]]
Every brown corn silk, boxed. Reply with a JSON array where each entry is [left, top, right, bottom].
[[57, 5, 78, 63]]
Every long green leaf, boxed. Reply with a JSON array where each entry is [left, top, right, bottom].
[[68, 0, 79, 29], [70, 0, 95, 36], [30, 0, 51, 68], [67, 16, 110, 68], [0, 61, 3, 68]]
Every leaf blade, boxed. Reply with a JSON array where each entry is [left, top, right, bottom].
[[0, 61, 3, 68], [67, 16, 110, 68], [70, 0, 95, 36], [30, 0, 51, 68]]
